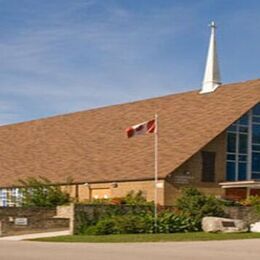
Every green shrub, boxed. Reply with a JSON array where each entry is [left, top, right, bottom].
[[76, 188, 219, 235], [79, 211, 199, 235], [90, 218, 118, 235], [157, 211, 199, 233], [240, 196, 260, 206], [122, 190, 150, 205], [75, 211, 97, 235], [240, 196, 260, 217], [116, 214, 152, 234], [176, 187, 225, 229]]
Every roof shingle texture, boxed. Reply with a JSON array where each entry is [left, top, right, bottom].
[[0, 79, 259, 187]]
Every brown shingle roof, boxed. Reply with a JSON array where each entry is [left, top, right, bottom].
[[0, 79, 259, 187]]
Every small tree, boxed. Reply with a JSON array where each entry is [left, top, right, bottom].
[[19, 177, 70, 208], [176, 187, 225, 229]]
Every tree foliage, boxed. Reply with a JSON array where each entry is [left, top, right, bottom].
[[175, 187, 225, 228], [19, 177, 71, 208]]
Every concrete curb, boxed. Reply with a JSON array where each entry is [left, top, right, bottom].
[[0, 230, 70, 241]]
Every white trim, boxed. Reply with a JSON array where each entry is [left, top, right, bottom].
[[219, 180, 260, 189], [235, 124, 239, 180], [247, 110, 253, 180]]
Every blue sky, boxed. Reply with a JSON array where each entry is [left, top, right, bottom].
[[0, 0, 260, 125]]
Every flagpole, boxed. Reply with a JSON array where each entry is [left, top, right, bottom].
[[154, 113, 158, 233]]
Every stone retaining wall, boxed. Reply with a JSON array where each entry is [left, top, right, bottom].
[[226, 206, 260, 225], [1, 204, 258, 236], [0, 207, 70, 237]]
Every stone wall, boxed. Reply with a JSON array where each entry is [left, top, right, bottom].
[[226, 206, 260, 225], [0, 207, 69, 237]]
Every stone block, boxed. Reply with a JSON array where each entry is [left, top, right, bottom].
[[250, 222, 260, 233], [202, 217, 248, 233]]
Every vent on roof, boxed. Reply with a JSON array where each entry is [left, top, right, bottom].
[[200, 21, 222, 94]]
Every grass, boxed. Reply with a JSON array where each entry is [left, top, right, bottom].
[[32, 232, 260, 243]]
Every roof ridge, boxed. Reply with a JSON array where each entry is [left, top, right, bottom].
[[1, 78, 260, 129]]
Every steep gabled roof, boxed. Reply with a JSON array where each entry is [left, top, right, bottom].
[[0, 79, 259, 187]]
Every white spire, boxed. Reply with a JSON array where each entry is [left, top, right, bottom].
[[200, 21, 221, 94]]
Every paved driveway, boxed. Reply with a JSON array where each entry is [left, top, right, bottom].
[[0, 239, 259, 260]]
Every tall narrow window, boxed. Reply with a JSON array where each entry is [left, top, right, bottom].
[[202, 151, 216, 182]]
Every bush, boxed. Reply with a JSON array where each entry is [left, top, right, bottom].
[[79, 211, 199, 235], [122, 190, 150, 205], [76, 188, 215, 235], [240, 196, 260, 217], [116, 214, 153, 234], [19, 177, 71, 208], [77, 188, 225, 235], [92, 218, 118, 235], [157, 211, 199, 233], [240, 196, 260, 207], [82, 214, 149, 235], [75, 211, 97, 235], [176, 187, 225, 229]]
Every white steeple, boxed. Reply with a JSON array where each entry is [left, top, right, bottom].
[[200, 21, 221, 94]]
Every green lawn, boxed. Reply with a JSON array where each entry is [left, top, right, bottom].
[[33, 232, 260, 243]]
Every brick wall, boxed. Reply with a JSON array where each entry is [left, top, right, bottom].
[[164, 132, 226, 205], [62, 180, 165, 205]]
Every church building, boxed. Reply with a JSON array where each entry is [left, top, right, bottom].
[[0, 22, 259, 206]]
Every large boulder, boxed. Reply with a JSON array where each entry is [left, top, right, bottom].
[[250, 222, 260, 232], [202, 217, 248, 233]]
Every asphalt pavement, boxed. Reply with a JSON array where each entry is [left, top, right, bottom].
[[0, 239, 259, 260]]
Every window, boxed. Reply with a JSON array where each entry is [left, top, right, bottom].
[[252, 153, 260, 172], [227, 133, 236, 152], [239, 114, 249, 125], [201, 151, 215, 182], [253, 105, 260, 115], [0, 188, 22, 207], [227, 161, 236, 181], [238, 163, 247, 180], [226, 103, 260, 181], [253, 125, 260, 143], [239, 134, 248, 153]]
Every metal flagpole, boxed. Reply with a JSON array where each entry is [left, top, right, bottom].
[[154, 113, 158, 233]]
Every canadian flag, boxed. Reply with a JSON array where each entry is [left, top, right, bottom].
[[125, 119, 156, 138]]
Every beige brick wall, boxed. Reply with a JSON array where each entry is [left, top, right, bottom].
[[61, 180, 165, 205], [164, 131, 227, 205], [61, 185, 77, 199], [78, 180, 165, 205]]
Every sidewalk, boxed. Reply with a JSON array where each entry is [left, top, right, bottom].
[[0, 230, 70, 241]]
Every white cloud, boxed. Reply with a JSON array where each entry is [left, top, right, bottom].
[[4, 1, 259, 124]]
